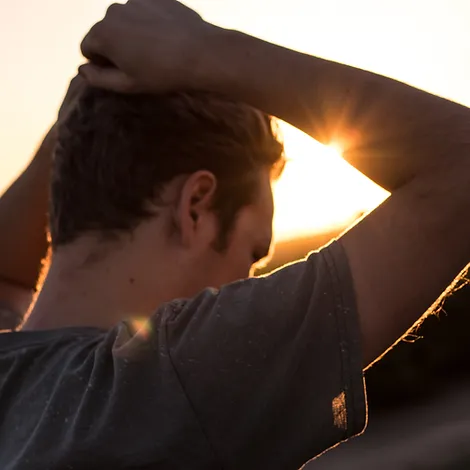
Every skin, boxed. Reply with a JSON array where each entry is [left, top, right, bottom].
[[0, 77, 85, 325], [0, 76, 278, 330], [24, 169, 274, 330], [72, 0, 470, 371], [0, 126, 55, 326], [2, 3, 469, 466]]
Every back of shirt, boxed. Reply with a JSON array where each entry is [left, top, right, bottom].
[[0, 242, 366, 470], [0, 324, 216, 470]]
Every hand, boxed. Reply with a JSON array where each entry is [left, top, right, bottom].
[[79, 0, 211, 93]]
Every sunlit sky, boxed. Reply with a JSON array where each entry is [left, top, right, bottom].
[[1, 0, 470, 241]]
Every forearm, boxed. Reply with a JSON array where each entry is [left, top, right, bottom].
[[0, 125, 55, 290], [201, 28, 470, 190]]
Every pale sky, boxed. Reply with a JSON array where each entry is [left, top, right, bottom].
[[1, 0, 469, 240]]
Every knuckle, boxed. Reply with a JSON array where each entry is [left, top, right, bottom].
[[81, 23, 100, 49], [82, 3, 123, 55], [81, 21, 111, 59], [105, 3, 124, 18]]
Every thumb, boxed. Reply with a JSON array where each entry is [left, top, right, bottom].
[[78, 64, 139, 93]]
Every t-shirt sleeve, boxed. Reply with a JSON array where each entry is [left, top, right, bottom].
[[163, 240, 367, 470]]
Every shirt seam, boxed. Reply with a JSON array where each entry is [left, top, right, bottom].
[[321, 241, 366, 438], [163, 318, 225, 470]]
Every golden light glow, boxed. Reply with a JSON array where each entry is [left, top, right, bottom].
[[332, 391, 348, 431], [272, 123, 389, 241], [130, 317, 152, 341], [1, 0, 469, 242]]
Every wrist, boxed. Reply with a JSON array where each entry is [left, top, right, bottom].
[[192, 26, 249, 97], [191, 25, 227, 91], [191, 27, 315, 124]]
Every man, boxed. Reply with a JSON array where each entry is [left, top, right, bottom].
[[2, 1, 470, 469]]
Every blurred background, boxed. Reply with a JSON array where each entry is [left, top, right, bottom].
[[1, 0, 470, 467]]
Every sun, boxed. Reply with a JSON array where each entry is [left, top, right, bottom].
[[272, 122, 389, 241]]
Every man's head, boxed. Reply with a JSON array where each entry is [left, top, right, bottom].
[[47, 88, 284, 315]]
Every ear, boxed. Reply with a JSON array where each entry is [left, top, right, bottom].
[[176, 171, 218, 247]]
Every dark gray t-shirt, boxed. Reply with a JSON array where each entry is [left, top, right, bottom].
[[0, 241, 366, 470]]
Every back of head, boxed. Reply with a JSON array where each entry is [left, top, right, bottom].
[[50, 88, 284, 251]]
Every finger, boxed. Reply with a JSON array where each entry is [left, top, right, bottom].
[[80, 3, 124, 61], [80, 22, 104, 62], [78, 63, 139, 94]]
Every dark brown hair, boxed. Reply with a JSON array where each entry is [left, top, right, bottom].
[[50, 88, 284, 250]]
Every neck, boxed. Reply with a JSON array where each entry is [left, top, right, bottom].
[[23, 239, 175, 331]]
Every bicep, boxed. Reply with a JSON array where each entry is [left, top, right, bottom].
[[165, 248, 366, 468], [340, 164, 470, 368]]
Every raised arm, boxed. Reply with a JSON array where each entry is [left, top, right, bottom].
[[0, 77, 84, 321], [196, 29, 470, 366], [0, 126, 55, 293], [0, 126, 56, 328], [79, 0, 470, 368]]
